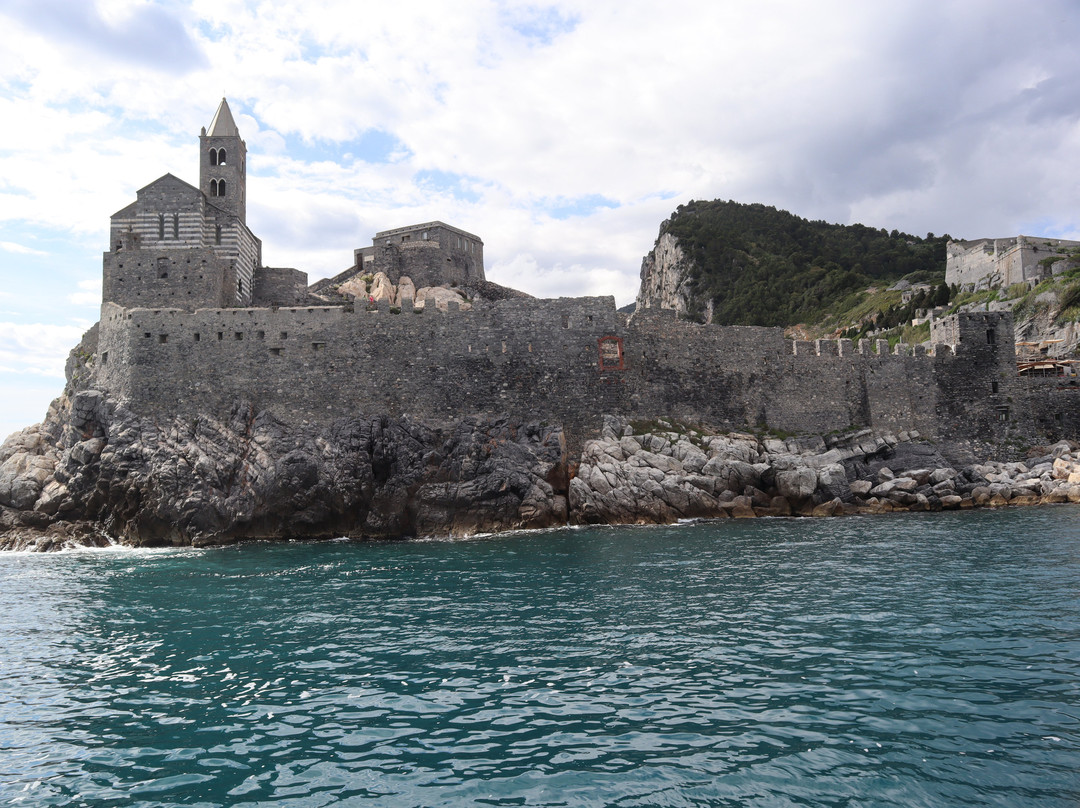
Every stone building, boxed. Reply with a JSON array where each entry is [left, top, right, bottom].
[[945, 236, 1080, 290], [103, 99, 268, 310], [354, 221, 485, 289]]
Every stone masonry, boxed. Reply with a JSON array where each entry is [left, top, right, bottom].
[[85, 100, 1080, 458], [945, 236, 1080, 290]]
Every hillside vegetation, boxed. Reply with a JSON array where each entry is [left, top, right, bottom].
[[661, 200, 951, 327]]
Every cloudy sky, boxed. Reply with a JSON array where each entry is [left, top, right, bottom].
[[1, 0, 1079, 438]]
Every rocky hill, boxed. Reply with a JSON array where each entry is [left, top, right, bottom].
[[636, 200, 950, 326]]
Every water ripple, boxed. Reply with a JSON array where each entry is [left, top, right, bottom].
[[1, 509, 1079, 806]]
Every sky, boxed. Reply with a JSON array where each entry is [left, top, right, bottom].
[[1, 0, 1079, 439]]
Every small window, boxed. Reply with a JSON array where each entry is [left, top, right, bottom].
[[173, 213, 179, 239], [210, 179, 218, 196], [101, 351, 108, 364], [257, 330, 265, 339], [986, 329, 996, 345], [219, 179, 227, 197], [238, 279, 243, 297], [144, 332, 151, 339], [215, 224, 222, 245], [194, 333, 201, 342], [280, 331, 288, 340], [158, 334, 167, 343], [269, 347, 281, 356], [312, 342, 326, 351], [598, 336, 625, 370], [218, 148, 227, 165], [991, 381, 999, 393], [158, 213, 165, 239], [209, 148, 218, 167], [217, 332, 224, 341], [234, 332, 243, 340], [997, 406, 1010, 422]]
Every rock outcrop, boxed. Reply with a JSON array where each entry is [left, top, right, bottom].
[[0, 390, 568, 551], [635, 232, 707, 321], [570, 417, 1080, 522], [4, 397, 1080, 551], [413, 286, 471, 311]]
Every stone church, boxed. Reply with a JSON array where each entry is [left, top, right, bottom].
[[103, 99, 270, 310]]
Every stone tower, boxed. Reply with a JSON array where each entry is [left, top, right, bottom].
[[199, 98, 247, 224]]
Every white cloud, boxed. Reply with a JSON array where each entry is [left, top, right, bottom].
[[0, 322, 90, 379], [67, 278, 102, 307], [0, 241, 47, 256]]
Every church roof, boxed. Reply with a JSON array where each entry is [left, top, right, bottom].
[[207, 98, 240, 137]]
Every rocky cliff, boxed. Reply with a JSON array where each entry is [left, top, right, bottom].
[[635, 232, 708, 322], [0, 386, 571, 550]]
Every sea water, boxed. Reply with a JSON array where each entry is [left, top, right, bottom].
[[0, 508, 1078, 807]]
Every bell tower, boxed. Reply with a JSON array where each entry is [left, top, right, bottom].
[[199, 98, 246, 224]]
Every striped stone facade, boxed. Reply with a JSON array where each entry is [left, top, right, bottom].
[[102, 100, 262, 310]]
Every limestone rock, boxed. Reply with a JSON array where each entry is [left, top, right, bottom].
[[338, 275, 371, 299], [850, 479, 873, 497], [369, 271, 395, 303], [397, 276, 416, 304], [413, 286, 471, 311], [776, 467, 817, 502], [635, 232, 698, 320]]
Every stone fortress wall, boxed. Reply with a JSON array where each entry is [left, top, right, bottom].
[[92, 295, 1076, 454]]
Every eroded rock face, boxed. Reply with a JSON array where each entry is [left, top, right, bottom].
[[0, 391, 568, 549], [635, 232, 706, 321], [413, 286, 471, 311], [397, 276, 416, 305]]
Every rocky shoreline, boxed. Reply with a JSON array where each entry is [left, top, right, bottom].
[[2, 390, 1078, 552], [572, 416, 1080, 522]]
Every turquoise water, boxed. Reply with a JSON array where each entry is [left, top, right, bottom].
[[1, 510, 1078, 807]]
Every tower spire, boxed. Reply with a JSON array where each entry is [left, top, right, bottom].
[[206, 97, 240, 137], [200, 98, 247, 223]]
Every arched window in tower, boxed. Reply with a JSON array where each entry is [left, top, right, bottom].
[[219, 179, 227, 197], [218, 148, 226, 165], [210, 179, 218, 196], [209, 149, 217, 166], [157, 213, 165, 239]]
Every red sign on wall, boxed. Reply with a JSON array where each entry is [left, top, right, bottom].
[[598, 336, 625, 370]]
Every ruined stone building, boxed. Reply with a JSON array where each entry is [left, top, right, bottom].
[[945, 236, 1080, 290]]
